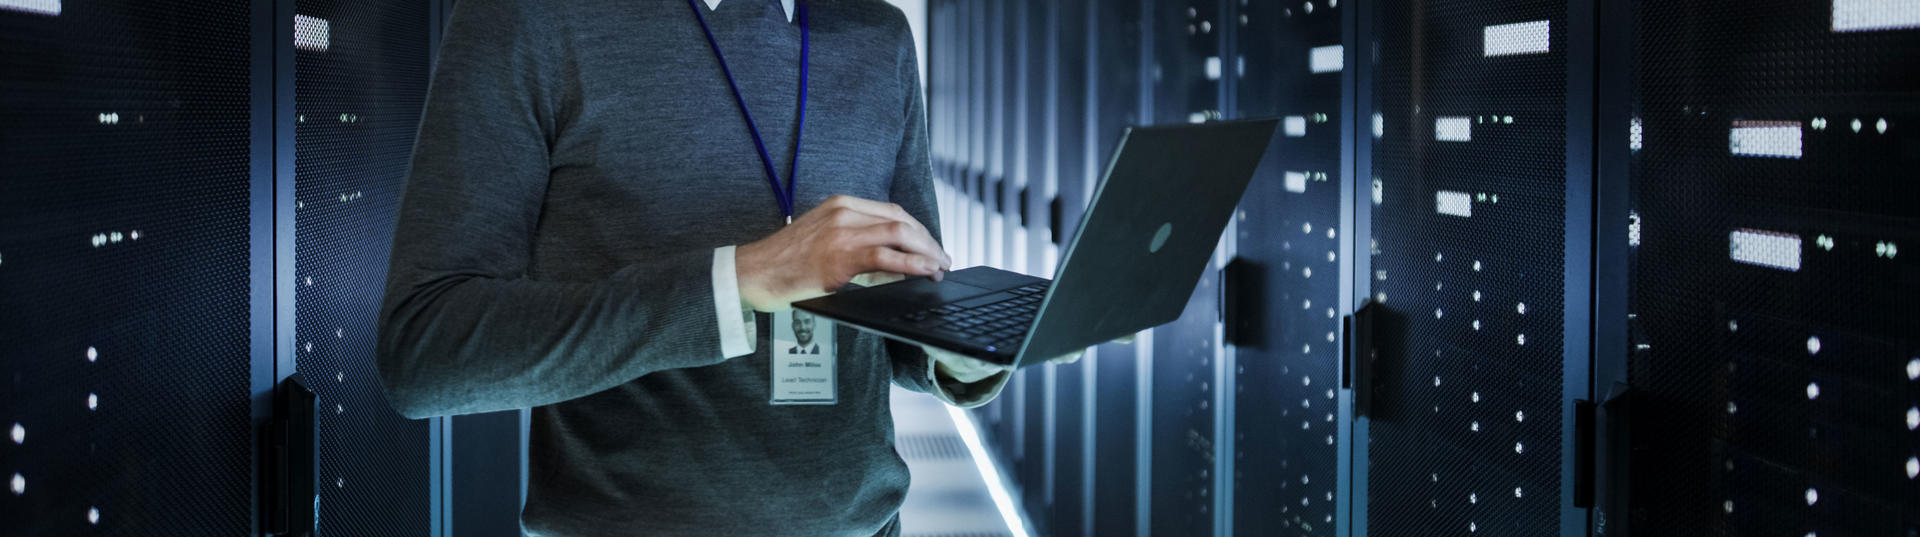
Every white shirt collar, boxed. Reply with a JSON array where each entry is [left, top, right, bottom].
[[702, 0, 796, 23]]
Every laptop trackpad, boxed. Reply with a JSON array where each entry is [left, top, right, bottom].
[[876, 277, 997, 307]]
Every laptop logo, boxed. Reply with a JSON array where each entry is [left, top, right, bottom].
[[1150, 222, 1173, 253]]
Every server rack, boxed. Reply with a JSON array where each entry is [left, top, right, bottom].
[[973, 0, 1014, 470], [1144, 0, 1228, 535], [1084, 2, 1152, 535], [1014, 0, 1060, 530], [290, 0, 436, 533], [2, 2, 528, 536], [1609, 1, 1920, 535], [1228, 0, 1354, 532], [1357, 0, 1593, 535], [994, 0, 1028, 483], [1047, 3, 1096, 536], [1, 2, 258, 534]]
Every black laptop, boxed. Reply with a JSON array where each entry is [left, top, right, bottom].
[[794, 119, 1279, 367]]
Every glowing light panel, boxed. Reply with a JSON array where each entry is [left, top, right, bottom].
[[0, 0, 59, 16], [1832, 0, 1920, 32], [1728, 229, 1803, 271], [1309, 45, 1343, 73], [1286, 171, 1309, 193], [1285, 116, 1307, 137], [1729, 121, 1803, 159], [1435, 117, 1472, 142], [1436, 190, 1473, 217], [294, 14, 331, 53], [1482, 20, 1550, 57]]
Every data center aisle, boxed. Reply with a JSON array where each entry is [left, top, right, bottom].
[[890, 386, 1021, 537]]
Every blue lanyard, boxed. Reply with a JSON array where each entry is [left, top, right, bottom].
[[687, 0, 810, 224]]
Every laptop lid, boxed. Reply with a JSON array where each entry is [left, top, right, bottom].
[[1015, 119, 1278, 365]]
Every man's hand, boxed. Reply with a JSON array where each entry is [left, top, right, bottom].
[[925, 333, 1141, 384], [737, 195, 952, 312]]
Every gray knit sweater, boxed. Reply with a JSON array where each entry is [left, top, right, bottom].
[[374, 0, 938, 535]]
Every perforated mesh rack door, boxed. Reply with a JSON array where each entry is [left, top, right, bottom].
[[1143, 1, 1226, 535], [292, 0, 432, 534], [1367, 0, 1569, 535], [1623, 1, 1920, 534], [1230, 0, 1347, 532], [0, 2, 254, 534]]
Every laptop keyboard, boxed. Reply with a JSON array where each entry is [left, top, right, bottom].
[[894, 282, 1050, 352]]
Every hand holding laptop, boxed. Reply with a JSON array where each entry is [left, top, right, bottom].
[[794, 119, 1279, 367], [925, 331, 1138, 382], [737, 195, 952, 311]]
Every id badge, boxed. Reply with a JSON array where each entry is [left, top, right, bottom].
[[770, 309, 836, 405]]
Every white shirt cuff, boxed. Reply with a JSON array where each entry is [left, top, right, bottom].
[[713, 246, 757, 359]]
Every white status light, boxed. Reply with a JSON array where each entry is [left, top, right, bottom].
[[1729, 229, 1802, 271], [1832, 0, 1920, 32], [1309, 45, 1343, 73], [1286, 171, 1309, 193], [1285, 116, 1308, 137], [1729, 120, 1804, 159], [294, 14, 331, 53], [1630, 117, 1644, 151], [0, 0, 60, 16], [1483, 20, 1551, 57], [1437, 190, 1473, 218], [1436, 117, 1472, 142]]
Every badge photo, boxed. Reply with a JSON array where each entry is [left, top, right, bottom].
[[770, 309, 836, 405]]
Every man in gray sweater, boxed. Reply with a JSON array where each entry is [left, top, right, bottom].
[[374, 0, 1020, 535]]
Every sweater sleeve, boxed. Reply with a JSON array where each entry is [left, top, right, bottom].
[[374, 0, 728, 419], [883, 15, 942, 394]]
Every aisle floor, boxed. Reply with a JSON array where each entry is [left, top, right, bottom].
[[890, 386, 1019, 537]]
